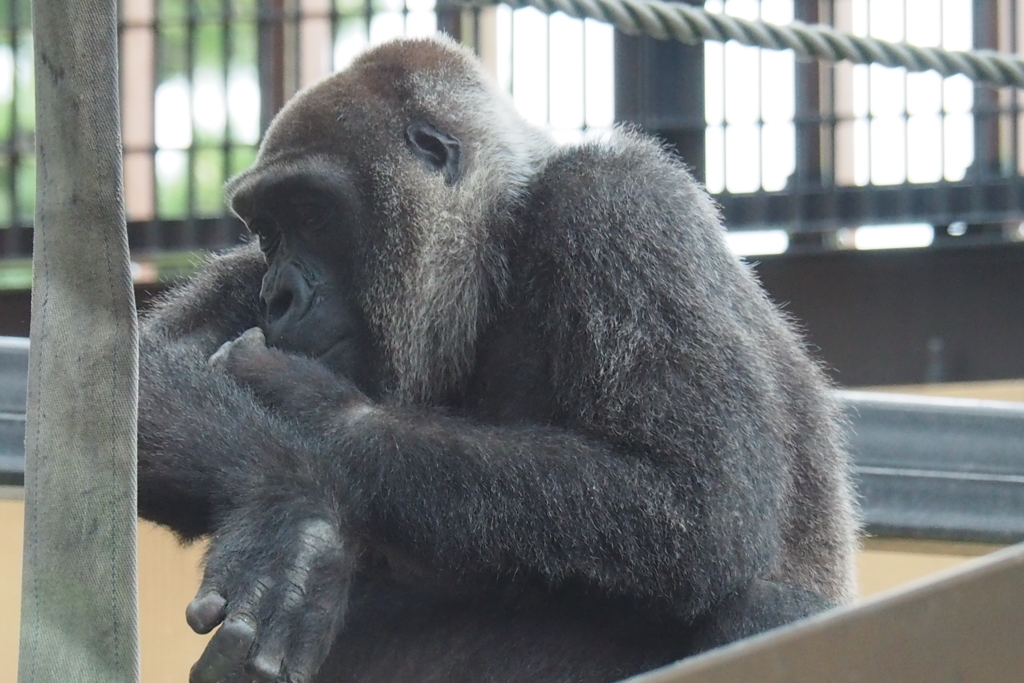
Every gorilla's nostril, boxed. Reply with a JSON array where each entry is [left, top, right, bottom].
[[267, 290, 294, 323]]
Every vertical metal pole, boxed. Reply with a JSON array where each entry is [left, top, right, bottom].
[[613, 0, 706, 181], [971, 0, 1000, 179], [259, 0, 287, 135], [19, 0, 140, 681]]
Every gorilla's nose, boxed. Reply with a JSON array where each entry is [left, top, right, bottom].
[[261, 262, 313, 345]]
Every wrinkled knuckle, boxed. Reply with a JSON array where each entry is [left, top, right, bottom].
[[279, 577, 310, 611], [251, 575, 274, 598], [244, 652, 282, 682], [227, 610, 258, 632]]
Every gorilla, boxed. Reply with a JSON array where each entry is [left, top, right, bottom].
[[137, 36, 858, 683]]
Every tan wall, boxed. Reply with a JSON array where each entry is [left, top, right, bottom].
[[1, 498, 23, 682], [0, 498, 209, 683], [857, 539, 999, 596], [862, 379, 1024, 403]]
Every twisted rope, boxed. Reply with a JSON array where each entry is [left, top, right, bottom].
[[451, 0, 1024, 89]]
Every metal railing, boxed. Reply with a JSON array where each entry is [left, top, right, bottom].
[[0, 0, 1022, 273]]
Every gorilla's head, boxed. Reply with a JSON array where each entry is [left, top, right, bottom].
[[225, 37, 552, 404]]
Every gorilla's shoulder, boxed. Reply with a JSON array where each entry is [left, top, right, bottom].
[[522, 128, 729, 263]]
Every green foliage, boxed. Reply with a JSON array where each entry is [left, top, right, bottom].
[[0, 0, 32, 32], [153, 0, 261, 218], [0, 0, 268, 230], [0, 26, 34, 226], [194, 147, 227, 213]]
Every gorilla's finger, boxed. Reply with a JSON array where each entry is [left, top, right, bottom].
[[189, 617, 257, 683], [244, 629, 287, 682], [207, 339, 236, 369], [238, 327, 267, 346], [190, 570, 273, 683], [276, 603, 345, 683], [208, 328, 266, 371], [186, 592, 227, 634]]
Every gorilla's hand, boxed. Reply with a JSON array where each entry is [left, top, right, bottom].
[[211, 327, 369, 419], [187, 506, 355, 683], [207, 326, 269, 372]]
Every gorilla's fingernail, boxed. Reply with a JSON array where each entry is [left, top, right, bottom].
[[186, 592, 227, 633], [242, 327, 266, 344], [208, 343, 232, 368]]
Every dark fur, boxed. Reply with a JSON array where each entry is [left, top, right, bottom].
[[138, 37, 858, 683]]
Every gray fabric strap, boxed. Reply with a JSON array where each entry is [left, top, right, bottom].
[[18, 1, 140, 682]]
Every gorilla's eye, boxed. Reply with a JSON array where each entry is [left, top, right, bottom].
[[405, 120, 462, 185], [290, 195, 330, 232], [249, 219, 281, 255]]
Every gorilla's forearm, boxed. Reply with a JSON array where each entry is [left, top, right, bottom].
[[142, 331, 779, 616], [207, 333, 785, 618], [305, 404, 782, 619], [142, 243, 265, 355], [137, 335, 320, 538], [136, 246, 269, 536]]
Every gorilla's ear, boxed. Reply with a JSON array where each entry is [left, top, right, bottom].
[[406, 121, 462, 185]]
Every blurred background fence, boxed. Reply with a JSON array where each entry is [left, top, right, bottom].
[[0, 0, 1022, 386]]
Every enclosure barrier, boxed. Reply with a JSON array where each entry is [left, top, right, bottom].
[[17, 0, 139, 682], [450, 0, 1024, 88], [6, 369, 1024, 539], [626, 542, 1024, 683]]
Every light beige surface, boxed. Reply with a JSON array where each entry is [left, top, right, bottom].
[[1, 498, 209, 683], [856, 538, 998, 597], [1, 498, 23, 683], [861, 379, 1024, 402]]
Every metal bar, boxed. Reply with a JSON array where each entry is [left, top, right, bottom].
[[259, 0, 287, 135], [8, 0, 19, 229], [3, 376, 1022, 543], [437, 0, 465, 42], [714, 175, 1024, 232], [842, 390, 1024, 543], [150, 1, 162, 242], [614, 1, 707, 181]]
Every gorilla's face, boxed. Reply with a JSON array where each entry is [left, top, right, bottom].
[[228, 163, 379, 394], [224, 37, 550, 405], [225, 67, 466, 400]]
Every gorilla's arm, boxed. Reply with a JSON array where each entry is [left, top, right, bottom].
[[195, 332, 796, 683], [142, 241, 266, 353], [218, 318, 785, 620], [137, 243, 269, 537]]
